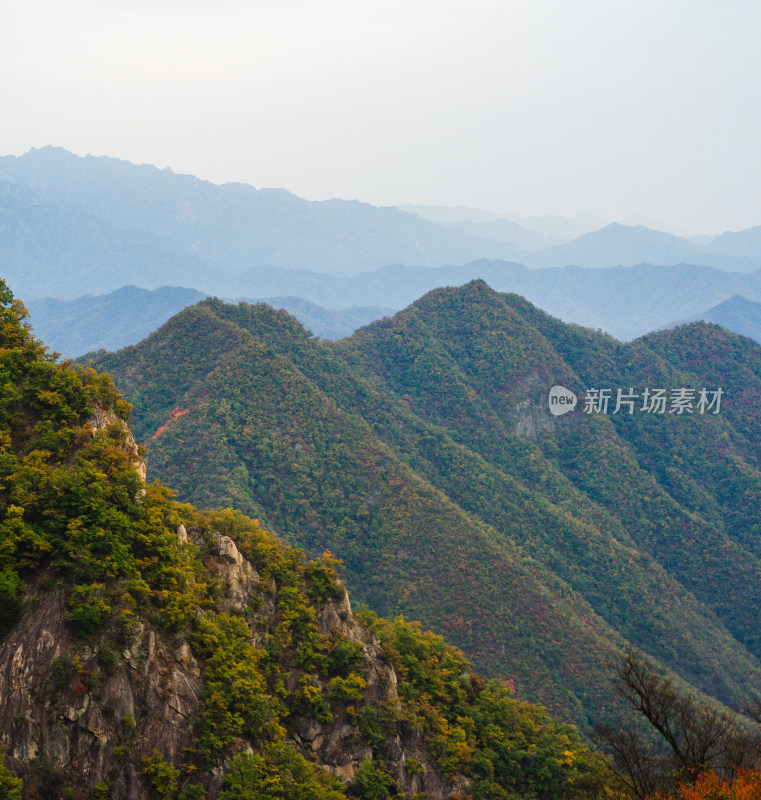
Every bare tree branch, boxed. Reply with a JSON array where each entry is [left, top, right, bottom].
[[595, 652, 761, 798]]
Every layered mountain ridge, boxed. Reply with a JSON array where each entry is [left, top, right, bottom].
[[9, 146, 761, 357], [0, 146, 523, 296], [0, 281, 608, 799], [25, 287, 392, 358], [24, 259, 761, 360], [84, 281, 761, 733]]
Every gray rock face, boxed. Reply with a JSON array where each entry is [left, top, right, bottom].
[[0, 586, 202, 796], [209, 532, 259, 613], [86, 404, 147, 482], [0, 530, 457, 799], [509, 369, 557, 437]]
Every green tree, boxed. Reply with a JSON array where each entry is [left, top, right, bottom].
[[0, 748, 23, 800], [219, 744, 346, 800]]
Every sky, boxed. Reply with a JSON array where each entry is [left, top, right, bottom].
[[3, 0, 761, 235]]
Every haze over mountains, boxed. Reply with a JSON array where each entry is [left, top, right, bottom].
[[403, 205, 761, 271], [27, 286, 392, 357], [6, 146, 761, 355], [0, 146, 525, 293], [674, 294, 761, 343], [25, 261, 761, 358]]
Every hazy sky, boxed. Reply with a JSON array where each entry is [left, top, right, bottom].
[[3, 0, 761, 235]]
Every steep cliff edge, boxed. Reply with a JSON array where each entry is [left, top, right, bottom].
[[0, 511, 605, 800], [0, 527, 458, 799]]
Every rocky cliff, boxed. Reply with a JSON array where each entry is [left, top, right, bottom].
[[0, 524, 470, 799]]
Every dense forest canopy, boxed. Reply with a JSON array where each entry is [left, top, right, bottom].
[[83, 282, 761, 738]]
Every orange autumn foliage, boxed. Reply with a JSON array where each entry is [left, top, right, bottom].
[[652, 771, 761, 800], [152, 407, 189, 439]]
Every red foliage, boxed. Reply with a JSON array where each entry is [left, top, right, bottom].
[[652, 770, 761, 800], [153, 407, 190, 439]]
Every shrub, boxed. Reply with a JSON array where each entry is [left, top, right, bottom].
[[348, 760, 396, 800], [328, 674, 366, 705], [220, 743, 345, 800], [0, 747, 22, 800], [66, 583, 112, 637], [142, 750, 179, 799]]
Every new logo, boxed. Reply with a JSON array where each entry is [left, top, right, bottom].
[[548, 385, 577, 416]]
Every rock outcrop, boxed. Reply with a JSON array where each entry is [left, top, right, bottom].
[[86, 403, 147, 483], [0, 532, 457, 800]]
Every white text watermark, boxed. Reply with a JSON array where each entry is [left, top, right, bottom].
[[548, 385, 724, 416]]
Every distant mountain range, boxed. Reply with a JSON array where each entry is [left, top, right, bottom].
[[26, 285, 392, 357], [191, 260, 761, 340], [399, 204, 609, 241], [24, 261, 761, 357], [521, 222, 761, 271], [26, 286, 208, 357], [8, 145, 761, 353], [4, 147, 761, 308], [400, 204, 761, 268], [0, 179, 223, 299], [440, 217, 563, 252], [670, 294, 761, 344], [0, 146, 523, 296]]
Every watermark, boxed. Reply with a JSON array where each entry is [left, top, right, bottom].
[[548, 385, 578, 416], [548, 385, 724, 416]]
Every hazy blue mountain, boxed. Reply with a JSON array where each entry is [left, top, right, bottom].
[[400, 205, 610, 240], [397, 204, 559, 250], [500, 263, 761, 338], [397, 211, 761, 271], [29, 260, 761, 355], [442, 218, 560, 251], [226, 260, 761, 341], [0, 147, 524, 278], [26, 286, 208, 356], [398, 204, 600, 248], [706, 225, 761, 261], [504, 212, 609, 240], [8, 145, 761, 345], [0, 180, 224, 299], [668, 294, 761, 344], [620, 214, 690, 236], [25, 285, 392, 357], [525, 222, 761, 271], [397, 203, 509, 224]]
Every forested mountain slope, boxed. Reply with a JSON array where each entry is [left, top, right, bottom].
[[85, 282, 761, 732], [0, 281, 609, 798]]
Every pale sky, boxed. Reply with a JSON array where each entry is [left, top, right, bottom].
[[3, 0, 761, 235]]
